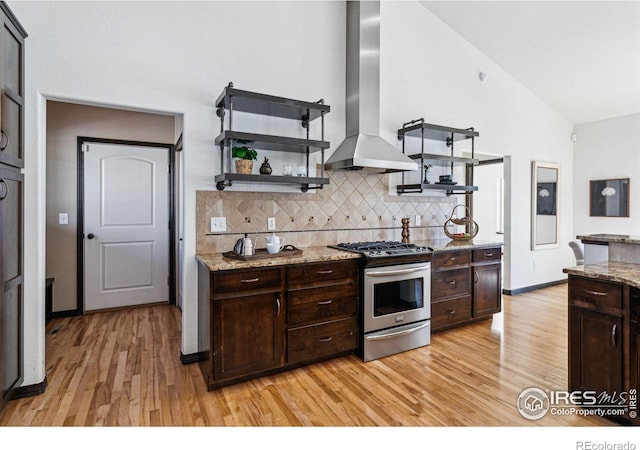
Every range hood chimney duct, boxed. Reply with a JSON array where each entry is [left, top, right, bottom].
[[324, 1, 418, 174]]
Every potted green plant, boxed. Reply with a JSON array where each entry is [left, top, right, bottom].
[[232, 146, 257, 174], [423, 164, 433, 184]]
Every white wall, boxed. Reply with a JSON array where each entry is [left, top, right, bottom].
[[11, 0, 577, 386], [573, 113, 640, 235], [380, 1, 575, 291]]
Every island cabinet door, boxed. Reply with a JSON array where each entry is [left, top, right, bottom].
[[212, 292, 285, 382], [569, 306, 623, 395]]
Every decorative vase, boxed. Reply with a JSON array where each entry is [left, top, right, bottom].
[[423, 172, 430, 184], [259, 157, 272, 175], [235, 159, 253, 175]]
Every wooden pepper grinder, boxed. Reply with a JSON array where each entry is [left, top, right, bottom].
[[401, 217, 410, 243]]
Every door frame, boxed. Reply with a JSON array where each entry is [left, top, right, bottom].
[[76, 137, 176, 314]]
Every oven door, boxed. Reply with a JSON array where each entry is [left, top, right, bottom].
[[363, 261, 431, 333]]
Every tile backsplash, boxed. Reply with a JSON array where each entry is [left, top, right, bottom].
[[196, 170, 459, 254]]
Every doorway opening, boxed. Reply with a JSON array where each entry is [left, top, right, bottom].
[[45, 100, 178, 317]]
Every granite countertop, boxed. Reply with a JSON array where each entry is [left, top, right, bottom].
[[196, 246, 360, 272], [577, 233, 640, 245], [563, 261, 640, 289], [197, 240, 503, 272], [415, 239, 504, 252]]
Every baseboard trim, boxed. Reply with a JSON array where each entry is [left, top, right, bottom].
[[503, 279, 567, 296], [11, 376, 48, 400], [50, 309, 81, 320], [181, 351, 203, 365]]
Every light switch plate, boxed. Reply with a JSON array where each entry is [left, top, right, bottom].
[[415, 215, 421, 226], [267, 217, 276, 231], [210, 217, 226, 233], [59, 213, 69, 225]]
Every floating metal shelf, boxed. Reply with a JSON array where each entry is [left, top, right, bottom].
[[215, 173, 329, 193], [397, 118, 479, 196], [214, 82, 330, 192], [215, 131, 329, 154], [215, 85, 329, 122]]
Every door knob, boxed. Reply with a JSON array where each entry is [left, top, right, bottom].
[[87, 233, 95, 240]]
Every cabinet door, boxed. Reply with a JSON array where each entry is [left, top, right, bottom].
[[569, 306, 623, 395], [473, 263, 501, 317], [0, 11, 24, 169], [212, 292, 284, 382], [0, 167, 23, 410]]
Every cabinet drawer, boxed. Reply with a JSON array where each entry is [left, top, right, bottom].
[[288, 283, 357, 326], [432, 268, 471, 300], [432, 250, 471, 271], [472, 247, 501, 264], [288, 317, 358, 364], [287, 260, 358, 288], [213, 267, 281, 297], [569, 277, 622, 310], [432, 296, 472, 330]]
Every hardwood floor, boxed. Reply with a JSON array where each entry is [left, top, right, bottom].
[[0, 284, 616, 427]]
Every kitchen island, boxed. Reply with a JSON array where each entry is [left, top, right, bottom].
[[577, 233, 640, 264], [563, 261, 640, 424]]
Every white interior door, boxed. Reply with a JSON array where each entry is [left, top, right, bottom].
[[84, 142, 169, 311]]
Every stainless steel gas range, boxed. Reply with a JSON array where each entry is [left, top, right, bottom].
[[330, 241, 433, 361]]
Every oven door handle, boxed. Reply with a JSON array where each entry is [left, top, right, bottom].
[[365, 322, 430, 341], [366, 266, 429, 277]]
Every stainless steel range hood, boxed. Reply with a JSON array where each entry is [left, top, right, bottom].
[[325, 1, 418, 174]]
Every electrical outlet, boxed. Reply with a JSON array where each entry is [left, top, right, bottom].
[[59, 213, 69, 225], [415, 215, 421, 226], [210, 217, 226, 233], [267, 217, 276, 231]]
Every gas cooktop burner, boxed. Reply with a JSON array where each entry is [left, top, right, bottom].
[[330, 241, 432, 258]]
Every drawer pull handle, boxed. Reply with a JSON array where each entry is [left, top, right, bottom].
[[449, 257, 457, 262], [276, 297, 281, 317], [317, 270, 333, 275], [448, 280, 456, 285], [365, 322, 430, 341], [317, 300, 333, 306], [483, 252, 494, 257], [318, 336, 333, 343], [0, 179, 7, 201], [474, 271, 478, 283], [583, 289, 607, 297], [0, 130, 7, 151], [240, 277, 260, 283], [611, 324, 617, 347], [447, 309, 456, 316]]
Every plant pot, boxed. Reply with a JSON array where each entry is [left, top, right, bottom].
[[235, 159, 253, 175]]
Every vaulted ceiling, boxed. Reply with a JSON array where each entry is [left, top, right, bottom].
[[420, 1, 640, 125]]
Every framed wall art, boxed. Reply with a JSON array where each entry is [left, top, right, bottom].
[[589, 178, 629, 217]]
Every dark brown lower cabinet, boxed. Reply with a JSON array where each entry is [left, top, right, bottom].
[[473, 263, 501, 318], [198, 258, 359, 390], [567, 276, 640, 424], [431, 246, 502, 332], [213, 292, 285, 382], [569, 306, 623, 395]]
